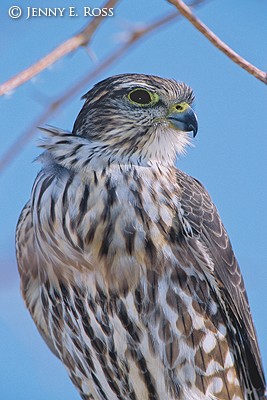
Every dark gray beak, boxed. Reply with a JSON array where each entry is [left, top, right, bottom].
[[167, 105, 198, 137]]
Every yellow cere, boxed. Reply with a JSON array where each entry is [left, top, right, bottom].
[[168, 102, 189, 114]]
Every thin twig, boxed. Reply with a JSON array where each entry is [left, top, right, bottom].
[[168, 0, 267, 84], [0, 0, 119, 96], [0, 0, 205, 174]]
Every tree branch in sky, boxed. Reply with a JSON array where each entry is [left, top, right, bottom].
[[168, 0, 267, 84], [0, 0, 119, 96]]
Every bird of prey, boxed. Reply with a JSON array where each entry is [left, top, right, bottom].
[[16, 73, 266, 400]]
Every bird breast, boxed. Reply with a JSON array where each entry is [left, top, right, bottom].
[[31, 163, 183, 292]]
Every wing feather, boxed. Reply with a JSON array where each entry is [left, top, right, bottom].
[[16, 202, 59, 358], [176, 169, 266, 396]]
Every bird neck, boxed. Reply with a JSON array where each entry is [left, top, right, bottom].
[[38, 127, 179, 171]]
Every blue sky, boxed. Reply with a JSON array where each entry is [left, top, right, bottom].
[[0, 0, 266, 399]]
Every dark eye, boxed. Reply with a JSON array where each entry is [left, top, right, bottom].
[[128, 89, 152, 105]]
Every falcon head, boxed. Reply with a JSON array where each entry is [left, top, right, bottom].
[[72, 74, 198, 167]]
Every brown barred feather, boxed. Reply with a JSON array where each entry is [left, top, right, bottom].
[[16, 74, 265, 400]]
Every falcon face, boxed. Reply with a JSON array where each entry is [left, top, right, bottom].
[[16, 74, 265, 400], [73, 74, 198, 166]]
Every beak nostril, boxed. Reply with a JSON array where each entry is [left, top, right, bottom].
[[175, 105, 183, 111]]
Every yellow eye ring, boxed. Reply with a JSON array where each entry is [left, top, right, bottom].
[[127, 88, 159, 106]]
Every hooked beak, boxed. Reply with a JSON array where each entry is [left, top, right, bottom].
[[167, 103, 198, 137]]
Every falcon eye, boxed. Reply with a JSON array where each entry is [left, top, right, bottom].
[[127, 88, 157, 106], [128, 89, 152, 104]]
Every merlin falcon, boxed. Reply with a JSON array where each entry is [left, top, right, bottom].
[[16, 73, 266, 400]]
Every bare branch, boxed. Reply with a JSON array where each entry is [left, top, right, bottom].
[[0, 0, 206, 174], [168, 0, 267, 84], [0, 0, 119, 96]]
